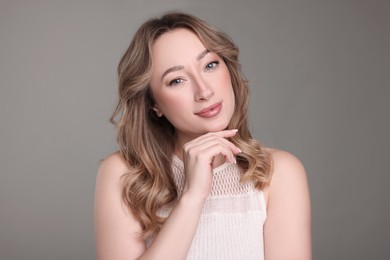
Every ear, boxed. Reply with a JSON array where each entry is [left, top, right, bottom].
[[152, 105, 163, 117]]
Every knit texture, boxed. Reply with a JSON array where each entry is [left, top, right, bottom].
[[150, 155, 267, 259]]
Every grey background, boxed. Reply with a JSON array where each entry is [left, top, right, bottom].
[[1, 0, 389, 259]]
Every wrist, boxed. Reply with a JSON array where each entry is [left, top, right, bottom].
[[179, 190, 207, 209]]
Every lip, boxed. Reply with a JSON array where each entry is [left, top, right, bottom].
[[195, 102, 222, 118]]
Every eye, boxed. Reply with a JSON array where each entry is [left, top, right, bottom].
[[205, 61, 219, 71], [168, 78, 184, 86]]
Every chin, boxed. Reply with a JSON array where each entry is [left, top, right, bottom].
[[205, 121, 231, 133]]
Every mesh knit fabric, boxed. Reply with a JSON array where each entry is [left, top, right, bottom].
[[149, 155, 267, 260]]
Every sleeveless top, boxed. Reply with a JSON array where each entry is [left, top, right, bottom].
[[147, 155, 267, 259]]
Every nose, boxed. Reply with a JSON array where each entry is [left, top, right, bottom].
[[193, 76, 214, 102]]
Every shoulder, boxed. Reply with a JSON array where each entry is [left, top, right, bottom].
[[262, 148, 312, 258], [97, 152, 131, 187], [95, 152, 146, 259], [262, 148, 308, 204], [95, 152, 131, 206], [95, 151, 131, 214], [269, 148, 305, 175], [98, 151, 130, 176]]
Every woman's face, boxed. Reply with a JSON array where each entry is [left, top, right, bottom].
[[150, 28, 235, 144]]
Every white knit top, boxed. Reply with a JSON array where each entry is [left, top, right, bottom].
[[148, 155, 267, 259]]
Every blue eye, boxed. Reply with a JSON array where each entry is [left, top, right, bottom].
[[205, 61, 219, 71], [168, 78, 184, 86]]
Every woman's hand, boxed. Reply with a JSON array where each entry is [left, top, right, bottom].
[[181, 129, 241, 202]]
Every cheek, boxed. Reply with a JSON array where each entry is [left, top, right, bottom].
[[216, 67, 233, 88], [218, 69, 235, 109], [154, 92, 188, 115], [218, 70, 235, 102], [157, 95, 190, 130]]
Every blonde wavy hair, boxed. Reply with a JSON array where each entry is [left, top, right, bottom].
[[111, 12, 272, 239]]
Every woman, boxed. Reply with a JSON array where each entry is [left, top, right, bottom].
[[95, 12, 311, 259]]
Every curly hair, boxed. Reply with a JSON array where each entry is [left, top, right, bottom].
[[110, 12, 272, 239]]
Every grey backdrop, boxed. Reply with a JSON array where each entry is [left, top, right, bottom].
[[1, 0, 389, 259]]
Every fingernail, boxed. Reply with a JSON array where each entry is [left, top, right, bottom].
[[236, 147, 242, 153], [233, 158, 237, 164], [231, 129, 238, 132]]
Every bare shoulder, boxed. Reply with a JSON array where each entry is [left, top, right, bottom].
[[269, 148, 306, 175], [95, 152, 146, 259], [95, 152, 130, 201], [262, 148, 308, 202], [262, 148, 312, 259], [98, 151, 130, 178]]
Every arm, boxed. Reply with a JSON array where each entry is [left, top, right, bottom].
[[94, 153, 145, 259], [263, 150, 311, 260], [94, 130, 240, 260], [95, 152, 204, 260]]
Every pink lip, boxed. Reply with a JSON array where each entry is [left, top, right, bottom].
[[195, 102, 222, 118]]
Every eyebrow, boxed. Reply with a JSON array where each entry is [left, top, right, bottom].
[[160, 49, 210, 81], [197, 49, 209, 61]]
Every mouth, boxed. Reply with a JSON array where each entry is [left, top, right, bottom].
[[195, 102, 222, 118]]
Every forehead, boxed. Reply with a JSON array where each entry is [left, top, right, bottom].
[[151, 29, 206, 69]]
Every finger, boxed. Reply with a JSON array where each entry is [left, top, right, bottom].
[[189, 132, 241, 154], [206, 129, 238, 138], [187, 138, 237, 164], [198, 142, 237, 164]]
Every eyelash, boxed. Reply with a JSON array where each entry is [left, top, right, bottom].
[[168, 78, 184, 86], [167, 60, 220, 86], [205, 60, 219, 71]]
